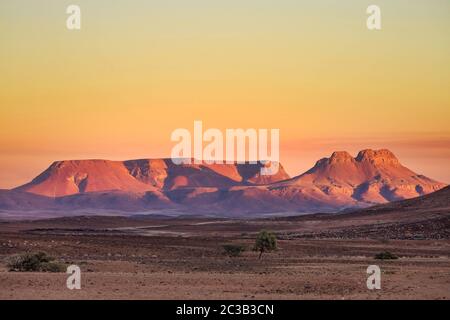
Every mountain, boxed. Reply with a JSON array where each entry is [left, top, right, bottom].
[[267, 149, 446, 212], [1, 150, 446, 216], [15, 159, 290, 197], [16, 160, 158, 197]]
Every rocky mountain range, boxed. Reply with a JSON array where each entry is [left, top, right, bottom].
[[0, 149, 446, 216]]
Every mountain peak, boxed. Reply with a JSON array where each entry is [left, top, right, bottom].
[[329, 151, 354, 163], [289, 148, 445, 204], [355, 149, 399, 165]]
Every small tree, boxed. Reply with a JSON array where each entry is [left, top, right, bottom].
[[254, 230, 277, 259]]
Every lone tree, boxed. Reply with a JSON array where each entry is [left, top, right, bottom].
[[254, 230, 277, 259]]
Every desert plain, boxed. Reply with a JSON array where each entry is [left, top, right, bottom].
[[0, 202, 449, 300]]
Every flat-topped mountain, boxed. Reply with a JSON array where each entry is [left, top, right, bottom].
[[15, 159, 290, 197]]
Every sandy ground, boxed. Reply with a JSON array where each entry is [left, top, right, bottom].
[[1, 258, 449, 300], [0, 215, 449, 300]]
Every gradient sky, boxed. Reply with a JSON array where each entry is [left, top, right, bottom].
[[1, 0, 449, 188]]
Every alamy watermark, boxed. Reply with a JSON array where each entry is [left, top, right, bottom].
[[66, 265, 81, 290], [367, 5, 381, 30], [366, 265, 381, 290], [66, 5, 81, 30], [170, 121, 280, 175], [64, 5, 381, 33]]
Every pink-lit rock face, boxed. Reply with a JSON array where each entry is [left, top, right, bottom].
[[5, 149, 446, 215], [14, 159, 290, 196]]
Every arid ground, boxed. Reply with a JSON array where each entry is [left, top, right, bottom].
[[0, 206, 449, 300]]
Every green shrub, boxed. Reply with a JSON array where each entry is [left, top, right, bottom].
[[223, 244, 246, 257], [374, 251, 398, 260], [7, 252, 66, 272], [253, 230, 277, 259]]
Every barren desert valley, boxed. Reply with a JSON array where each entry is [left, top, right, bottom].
[[0, 150, 449, 299]]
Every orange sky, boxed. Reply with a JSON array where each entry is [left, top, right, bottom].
[[1, 1, 449, 188]]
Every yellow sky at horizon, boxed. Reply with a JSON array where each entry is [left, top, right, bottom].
[[1, 0, 449, 188]]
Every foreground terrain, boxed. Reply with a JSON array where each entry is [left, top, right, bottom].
[[1, 191, 449, 300]]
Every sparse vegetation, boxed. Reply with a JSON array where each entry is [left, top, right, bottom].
[[222, 244, 246, 257], [374, 251, 398, 260], [7, 252, 66, 272], [254, 230, 277, 259]]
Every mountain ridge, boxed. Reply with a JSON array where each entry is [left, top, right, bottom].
[[3, 149, 447, 215]]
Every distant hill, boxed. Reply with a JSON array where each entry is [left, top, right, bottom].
[[345, 185, 450, 216], [304, 186, 450, 239]]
